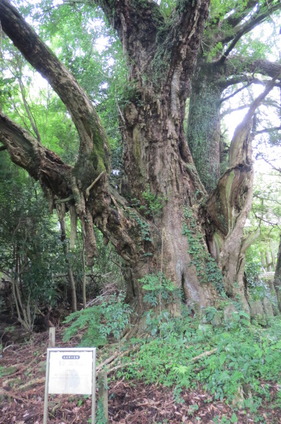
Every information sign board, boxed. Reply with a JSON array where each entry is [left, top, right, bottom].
[[48, 349, 94, 394], [43, 347, 96, 424]]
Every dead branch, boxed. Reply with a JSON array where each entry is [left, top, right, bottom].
[[3, 355, 39, 378], [0, 388, 28, 403], [106, 362, 134, 375], [188, 348, 217, 363], [85, 171, 106, 200], [18, 377, 45, 391], [97, 345, 140, 373]]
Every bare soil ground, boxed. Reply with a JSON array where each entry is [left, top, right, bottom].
[[0, 329, 280, 423]]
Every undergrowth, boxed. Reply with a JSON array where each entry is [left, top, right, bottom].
[[118, 309, 281, 411], [62, 283, 281, 415]]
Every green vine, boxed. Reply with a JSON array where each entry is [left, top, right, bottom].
[[131, 187, 166, 219], [141, 187, 166, 217], [183, 208, 224, 294], [128, 209, 152, 242]]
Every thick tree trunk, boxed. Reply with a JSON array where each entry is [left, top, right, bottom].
[[120, 89, 216, 315], [0, 0, 216, 318], [187, 63, 223, 193], [98, 0, 218, 315], [187, 57, 281, 194]]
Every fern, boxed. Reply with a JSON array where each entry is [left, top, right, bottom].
[[63, 293, 132, 347]]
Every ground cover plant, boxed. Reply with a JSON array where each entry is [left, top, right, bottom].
[[120, 310, 281, 410], [62, 294, 281, 420], [1, 309, 280, 423]]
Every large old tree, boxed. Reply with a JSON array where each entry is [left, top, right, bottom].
[[0, 0, 280, 318]]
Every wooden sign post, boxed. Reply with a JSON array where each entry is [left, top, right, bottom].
[[43, 347, 96, 424]]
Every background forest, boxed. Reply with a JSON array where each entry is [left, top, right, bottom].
[[0, 1, 281, 423]]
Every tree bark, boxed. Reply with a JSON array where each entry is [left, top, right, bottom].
[[0, 0, 109, 189], [186, 0, 281, 192], [0, 0, 214, 316], [57, 205, 78, 312]]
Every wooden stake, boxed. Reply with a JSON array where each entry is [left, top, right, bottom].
[[98, 370, 108, 423], [48, 327, 56, 348]]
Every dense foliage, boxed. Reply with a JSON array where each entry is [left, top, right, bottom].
[[0, 154, 66, 329]]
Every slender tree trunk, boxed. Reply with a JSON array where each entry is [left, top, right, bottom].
[[11, 247, 34, 331], [274, 235, 281, 311], [82, 247, 87, 309], [57, 206, 77, 312]]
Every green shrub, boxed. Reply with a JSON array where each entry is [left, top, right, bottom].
[[63, 293, 132, 346], [139, 272, 179, 307]]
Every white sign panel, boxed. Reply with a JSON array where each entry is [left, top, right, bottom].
[[48, 349, 95, 395]]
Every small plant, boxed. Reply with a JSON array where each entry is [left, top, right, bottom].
[[173, 386, 184, 404], [202, 306, 221, 324], [96, 399, 108, 424], [245, 260, 269, 300], [138, 272, 181, 336], [0, 365, 17, 377], [140, 188, 166, 218], [139, 272, 178, 307], [187, 403, 199, 416], [130, 187, 166, 220], [128, 209, 152, 242], [63, 293, 132, 346], [213, 414, 238, 424]]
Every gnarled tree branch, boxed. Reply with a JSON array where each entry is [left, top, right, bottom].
[[164, 0, 210, 85], [0, 110, 72, 198], [0, 0, 109, 188], [204, 75, 279, 296], [229, 74, 280, 166]]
